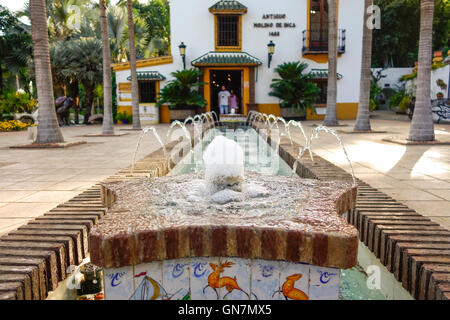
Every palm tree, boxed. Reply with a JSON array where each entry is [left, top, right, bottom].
[[62, 37, 103, 125], [127, 0, 141, 130], [408, 0, 435, 142], [99, 0, 114, 134], [354, 0, 373, 132], [30, 0, 64, 143], [323, 0, 338, 126]]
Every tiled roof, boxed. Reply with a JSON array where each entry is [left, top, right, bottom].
[[209, 0, 247, 13], [310, 69, 343, 80], [127, 71, 166, 81], [191, 51, 262, 66]]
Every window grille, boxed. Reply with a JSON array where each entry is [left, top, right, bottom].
[[217, 15, 239, 47], [139, 81, 156, 103]]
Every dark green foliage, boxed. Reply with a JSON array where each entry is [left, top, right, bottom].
[[0, 6, 32, 94], [156, 69, 207, 109], [0, 91, 36, 115], [373, 0, 450, 67], [269, 62, 320, 112]]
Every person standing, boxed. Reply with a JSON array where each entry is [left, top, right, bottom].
[[229, 89, 239, 114], [218, 86, 231, 114]]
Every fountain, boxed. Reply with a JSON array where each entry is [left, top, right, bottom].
[[90, 123, 359, 300], [131, 127, 168, 174]]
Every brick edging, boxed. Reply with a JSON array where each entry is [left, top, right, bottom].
[[254, 123, 450, 300], [0, 126, 203, 300]]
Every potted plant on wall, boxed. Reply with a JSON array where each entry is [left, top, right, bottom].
[[156, 69, 207, 121], [269, 61, 320, 120]]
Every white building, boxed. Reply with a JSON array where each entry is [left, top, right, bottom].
[[112, 0, 365, 124]]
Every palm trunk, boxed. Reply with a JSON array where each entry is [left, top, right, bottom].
[[323, 0, 338, 126], [408, 0, 435, 141], [0, 65, 3, 95], [100, 0, 114, 135], [127, 0, 141, 130], [30, 0, 64, 143], [67, 80, 79, 124], [354, 0, 373, 132], [83, 82, 94, 124]]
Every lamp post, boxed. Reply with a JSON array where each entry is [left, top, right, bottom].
[[267, 41, 275, 68], [179, 42, 186, 70]]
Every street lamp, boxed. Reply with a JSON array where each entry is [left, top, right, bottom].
[[267, 41, 275, 68], [178, 42, 186, 70]]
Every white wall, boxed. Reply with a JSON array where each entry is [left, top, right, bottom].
[[118, 0, 365, 105], [372, 68, 415, 90], [405, 65, 450, 99]]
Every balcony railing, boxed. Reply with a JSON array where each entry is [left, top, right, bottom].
[[302, 29, 346, 54]]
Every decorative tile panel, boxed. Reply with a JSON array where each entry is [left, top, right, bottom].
[[190, 257, 220, 300], [218, 258, 252, 300], [251, 259, 280, 300], [131, 261, 164, 300], [163, 259, 190, 300], [279, 261, 310, 300], [104, 266, 133, 300], [309, 265, 340, 300]]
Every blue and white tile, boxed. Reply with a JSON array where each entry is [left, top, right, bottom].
[[218, 258, 252, 300], [163, 259, 190, 300], [131, 261, 164, 300], [309, 265, 340, 300], [190, 257, 220, 300], [279, 261, 310, 300], [103, 266, 134, 300], [251, 259, 280, 300]]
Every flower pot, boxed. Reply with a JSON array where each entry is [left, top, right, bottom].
[[169, 107, 197, 122], [280, 107, 306, 120], [117, 120, 123, 125], [122, 119, 128, 124]]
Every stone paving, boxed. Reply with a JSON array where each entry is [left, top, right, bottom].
[[289, 118, 450, 230], [0, 124, 179, 236], [0, 118, 449, 236]]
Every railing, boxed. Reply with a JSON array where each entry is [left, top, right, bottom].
[[302, 29, 346, 54]]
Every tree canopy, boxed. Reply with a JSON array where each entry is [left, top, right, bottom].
[[373, 0, 450, 67]]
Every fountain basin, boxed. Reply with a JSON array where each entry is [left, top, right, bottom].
[[91, 172, 357, 269], [89, 170, 358, 299]]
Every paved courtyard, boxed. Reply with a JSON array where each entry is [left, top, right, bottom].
[[293, 118, 450, 230], [0, 124, 178, 236], [0, 118, 449, 236]]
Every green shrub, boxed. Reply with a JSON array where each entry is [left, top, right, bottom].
[[389, 88, 411, 110], [0, 91, 36, 115], [269, 61, 319, 113], [115, 111, 127, 122], [398, 96, 411, 111], [156, 69, 206, 109]]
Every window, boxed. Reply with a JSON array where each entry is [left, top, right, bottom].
[[309, 0, 328, 51], [139, 81, 156, 103], [313, 80, 327, 104], [215, 15, 241, 50]]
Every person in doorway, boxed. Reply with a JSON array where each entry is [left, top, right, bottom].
[[229, 89, 239, 114], [218, 86, 231, 114]]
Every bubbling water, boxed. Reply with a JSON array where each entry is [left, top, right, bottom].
[[203, 135, 245, 193]]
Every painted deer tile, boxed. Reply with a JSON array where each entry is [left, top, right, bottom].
[[190, 257, 220, 300], [279, 261, 310, 300], [251, 259, 280, 300], [217, 257, 252, 300], [163, 259, 190, 300], [131, 261, 164, 300], [103, 266, 134, 300], [309, 265, 340, 300]]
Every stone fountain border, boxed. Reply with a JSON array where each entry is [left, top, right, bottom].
[[252, 121, 450, 300], [0, 121, 448, 300]]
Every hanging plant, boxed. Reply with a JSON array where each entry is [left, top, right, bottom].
[[436, 79, 447, 90]]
